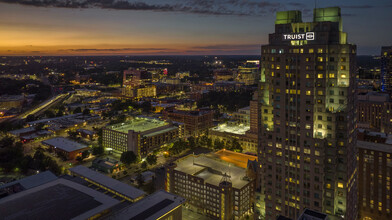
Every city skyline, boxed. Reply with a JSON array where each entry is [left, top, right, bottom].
[[0, 0, 391, 56]]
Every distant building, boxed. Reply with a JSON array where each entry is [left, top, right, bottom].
[[213, 69, 234, 81], [42, 137, 89, 160], [209, 122, 257, 153], [163, 109, 214, 136], [357, 92, 392, 133], [102, 117, 183, 156], [122, 84, 156, 98], [107, 190, 185, 220], [236, 61, 259, 85], [0, 95, 24, 111], [77, 128, 97, 139], [381, 46, 392, 94], [232, 106, 251, 125], [92, 158, 121, 174], [166, 154, 255, 220]]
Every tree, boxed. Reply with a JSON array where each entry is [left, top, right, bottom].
[[141, 161, 148, 169], [92, 145, 104, 155], [73, 107, 82, 114], [140, 101, 152, 112], [44, 110, 55, 118], [188, 136, 196, 149], [120, 151, 138, 165], [81, 150, 90, 159], [82, 108, 91, 115], [229, 139, 243, 152], [146, 154, 157, 165], [26, 114, 35, 122], [76, 156, 83, 162]]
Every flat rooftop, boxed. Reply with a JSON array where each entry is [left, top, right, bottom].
[[107, 117, 168, 134], [108, 190, 185, 220], [174, 154, 250, 189], [211, 123, 250, 135], [0, 178, 119, 220], [357, 140, 392, 154], [69, 165, 145, 201], [214, 149, 257, 169], [42, 137, 89, 152]]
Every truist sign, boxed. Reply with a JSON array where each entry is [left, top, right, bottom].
[[283, 32, 315, 41]]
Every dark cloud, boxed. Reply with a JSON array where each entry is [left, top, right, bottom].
[[340, 5, 374, 9], [192, 44, 260, 50], [59, 47, 169, 52], [0, 0, 288, 16]]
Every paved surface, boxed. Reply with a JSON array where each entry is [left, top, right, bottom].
[[183, 206, 213, 220]]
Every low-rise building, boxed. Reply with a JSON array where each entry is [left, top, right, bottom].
[[0, 178, 120, 220], [42, 137, 89, 160], [92, 158, 121, 174], [69, 165, 146, 202], [166, 154, 255, 220], [106, 190, 185, 220], [103, 117, 183, 156], [209, 122, 257, 153]]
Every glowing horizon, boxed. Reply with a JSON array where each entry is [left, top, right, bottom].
[[0, 0, 391, 56]]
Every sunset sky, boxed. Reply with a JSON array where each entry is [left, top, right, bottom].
[[0, 0, 391, 56]]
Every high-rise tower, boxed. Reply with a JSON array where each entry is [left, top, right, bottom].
[[381, 46, 392, 94], [258, 7, 357, 220]]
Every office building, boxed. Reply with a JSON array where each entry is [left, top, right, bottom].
[[232, 106, 251, 125], [357, 140, 392, 220], [381, 46, 392, 94], [166, 154, 255, 220], [236, 60, 260, 85], [258, 7, 357, 219], [163, 109, 214, 136], [122, 84, 156, 98], [102, 117, 183, 156], [357, 92, 392, 133]]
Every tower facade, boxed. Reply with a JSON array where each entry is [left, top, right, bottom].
[[258, 7, 357, 220], [381, 46, 392, 94]]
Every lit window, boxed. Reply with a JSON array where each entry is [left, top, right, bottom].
[[306, 91, 311, 95], [309, 49, 314, 53], [318, 74, 323, 78], [329, 73, 335, 78], [338, 182, 344, 188]]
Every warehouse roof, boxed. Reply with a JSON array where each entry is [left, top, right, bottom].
[[108, 190, 185, 220], [69, 165, 145, 201], [42, 137, 89, 152]]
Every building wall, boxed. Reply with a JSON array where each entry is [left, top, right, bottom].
[[358, 147, 392, 220], [163, 110, 213, 137]]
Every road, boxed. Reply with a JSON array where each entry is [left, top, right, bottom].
[[19, 93, 69, 119]]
